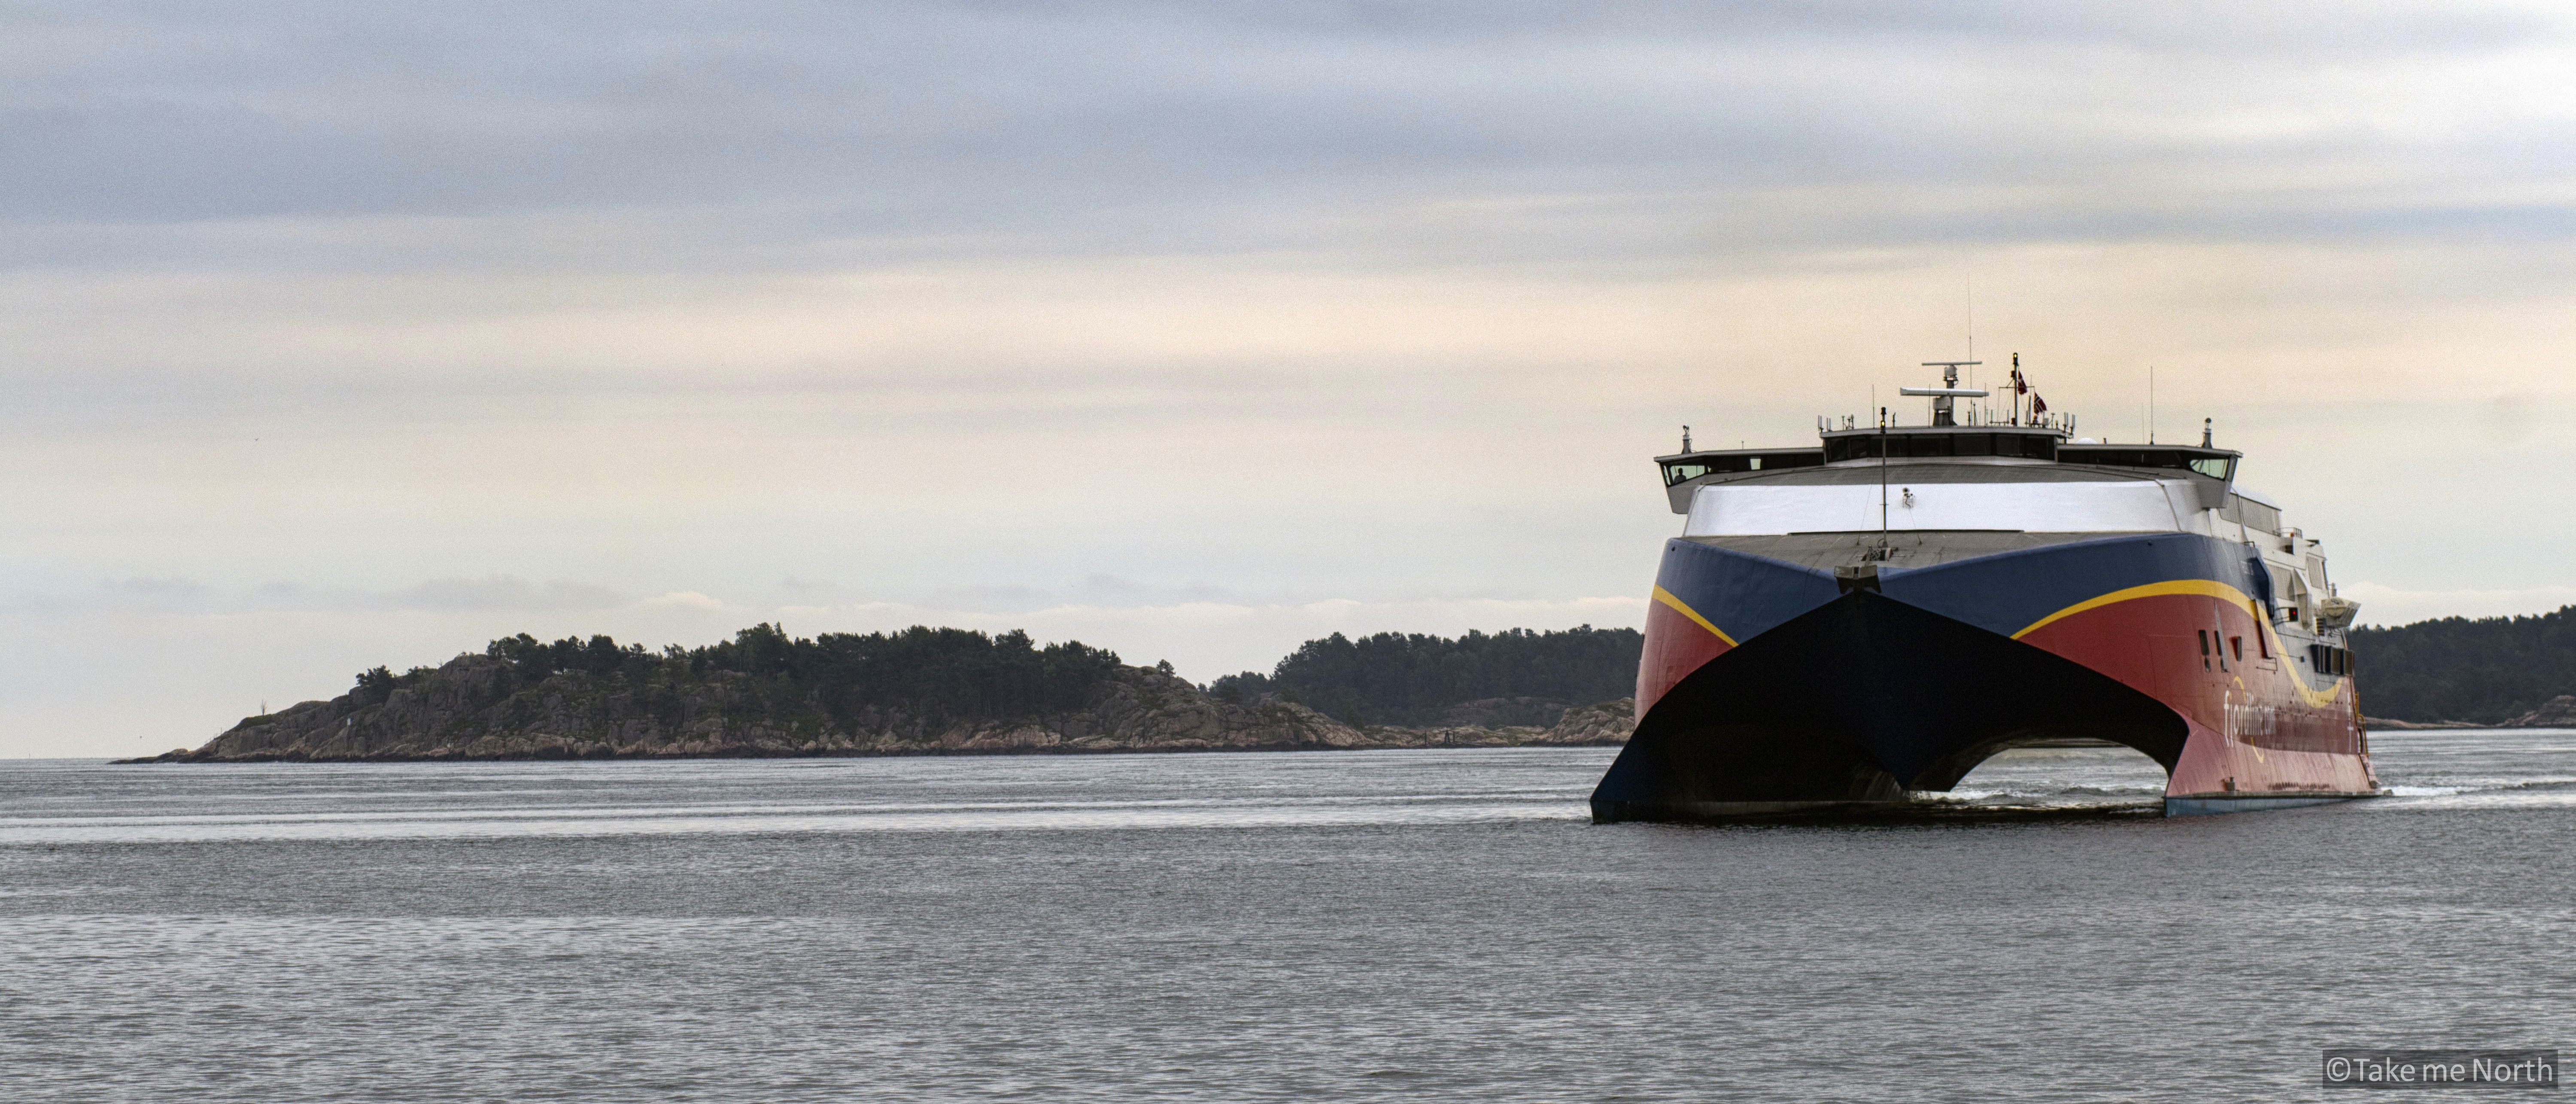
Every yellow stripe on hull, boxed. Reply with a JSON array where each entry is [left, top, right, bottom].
[[2014, 578, 2343, 710], [1651, 585, 1736, 647]]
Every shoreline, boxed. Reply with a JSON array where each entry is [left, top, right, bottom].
[[113, 736, 1631, 766]]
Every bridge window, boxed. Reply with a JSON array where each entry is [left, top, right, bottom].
[[2061, 446, 2232, 478], [1662, 451, 1823, 485], [1997, 434, 2055, 459], [1821, 432, 2058, 462]]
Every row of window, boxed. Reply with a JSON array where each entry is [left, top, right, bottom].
[[1661, 451, 1826, 486], [2199, 627, 2249, 670], [2057, 447, 2235, 481], [1818, 433, 2059, 463], [2177, 631, 2348, 676]]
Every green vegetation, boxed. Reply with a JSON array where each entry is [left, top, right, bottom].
[[350, 623, 1643, 732], [1207, 626, 1643, 725], [352, 624, 1126, 727], [2351, 606, 2576, 724]]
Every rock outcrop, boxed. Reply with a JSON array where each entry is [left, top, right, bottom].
[[2500, 695, 2576, 729], [1345, 699, 1639, 750], [131, 653, 1634, 763], [2362, 716, 2488, 731]]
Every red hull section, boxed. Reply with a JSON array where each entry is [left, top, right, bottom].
[[2016, 592, 2374, 798], [1636, 590, 1730, 720]]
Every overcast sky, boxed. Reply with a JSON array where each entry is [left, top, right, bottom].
[[8, 1, 2574, 756]]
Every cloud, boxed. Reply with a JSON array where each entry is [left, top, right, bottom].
[[4, 3, 2573, 757], [380, 576, 628, 612], [920, 575, 1249, 614], [4, 0, 2569, 266], [96, 575, 211, 609], [36, 576, 632, 615], [638, 591, 726, 611], [917, 583, 1063, 614]]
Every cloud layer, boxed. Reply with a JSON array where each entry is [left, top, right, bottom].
[[9, 2, 2572, 261], [6, 2, 2573, 754]]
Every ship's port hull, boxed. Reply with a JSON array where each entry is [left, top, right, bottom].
[[1595, 531, 2378, 823]]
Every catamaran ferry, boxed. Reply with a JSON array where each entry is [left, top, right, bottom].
[[1592, 359, 2378, 820]]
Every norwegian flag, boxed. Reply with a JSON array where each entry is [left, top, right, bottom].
[[2011, 368, 2028, 395], [2031, 392, 2049, 414]]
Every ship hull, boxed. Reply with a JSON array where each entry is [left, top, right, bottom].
[[1595, 532, 2379, 822]]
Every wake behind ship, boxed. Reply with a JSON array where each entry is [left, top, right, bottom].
[[1592, 360, 2379, 820]]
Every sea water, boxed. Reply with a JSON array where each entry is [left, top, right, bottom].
[[4, 732, 2571, 1101]]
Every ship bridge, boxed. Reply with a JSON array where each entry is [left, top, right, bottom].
[[1659, 427, 2245, 533]]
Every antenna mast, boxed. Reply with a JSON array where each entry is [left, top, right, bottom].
[[1965, 275, 1977, 420], [1965, 274, 1975, 361], [1879, 406, 1889, 547]]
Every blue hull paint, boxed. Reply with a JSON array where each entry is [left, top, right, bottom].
[[1651, 540, 1838, 643], [1882, 532, 2271, 639], [1656, 531, 2276, 647]]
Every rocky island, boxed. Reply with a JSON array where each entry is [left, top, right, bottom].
[[132, 624, 1637, 763]]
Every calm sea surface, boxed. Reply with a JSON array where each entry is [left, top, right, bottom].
[[5, 733, 2571, 1101]]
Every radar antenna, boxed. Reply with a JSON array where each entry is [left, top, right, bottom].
[[1901, 361, 1989, 427]]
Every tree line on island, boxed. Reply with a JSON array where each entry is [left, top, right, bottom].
[[2348, 605, 2576, 725], [340, 623, 1645, 734], [354, 624, 1130, 733], [1207, 627, 1642, 726], [169, 623, 1645, 762]]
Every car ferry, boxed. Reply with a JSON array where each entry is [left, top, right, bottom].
[[1592, 359, 2378, 820]]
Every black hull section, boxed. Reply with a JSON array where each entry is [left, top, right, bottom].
[[1592, 590, 2189, 823]]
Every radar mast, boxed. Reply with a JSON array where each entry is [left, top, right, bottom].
[[1901, 362, 1987, 426]]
